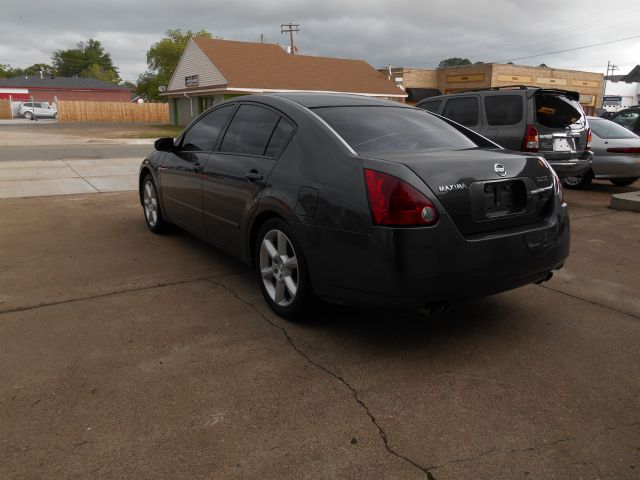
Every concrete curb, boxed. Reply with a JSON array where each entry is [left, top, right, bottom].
[[610, 191, 640, 212]]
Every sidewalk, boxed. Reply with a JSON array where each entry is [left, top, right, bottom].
[[0, 158, 140, 199], [0, 130, 154, 147]]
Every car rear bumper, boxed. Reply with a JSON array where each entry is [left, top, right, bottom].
[[297, 202, 570, 309], [543, 150, 593, 177]]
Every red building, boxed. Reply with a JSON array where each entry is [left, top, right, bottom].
[[0, 76, 131, 103]]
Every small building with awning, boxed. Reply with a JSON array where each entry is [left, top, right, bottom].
[[165, 38, 406, 125]]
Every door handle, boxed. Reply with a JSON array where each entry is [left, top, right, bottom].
[[245, 170, 263, 181], [191, 162, 203, 173]]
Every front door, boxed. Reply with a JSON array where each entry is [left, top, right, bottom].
[[158, 104, 235, 235]]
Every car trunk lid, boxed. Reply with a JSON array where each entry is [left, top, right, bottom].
[[364, 149, 557, 235]]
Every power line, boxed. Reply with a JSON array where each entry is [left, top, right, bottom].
[[488, 34, 640, 64]]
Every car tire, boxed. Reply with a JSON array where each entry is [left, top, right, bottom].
[[256, 218, 314, 320], [53, 113, 58, 120], [610, 177, 639, 187], [562, 169, 593, 189], [141, 174, 168, 234], [23, 111, 33, 120]]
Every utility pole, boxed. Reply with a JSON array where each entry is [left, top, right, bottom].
[[602, 60, 618, 108], [281, 23, 300, 54]]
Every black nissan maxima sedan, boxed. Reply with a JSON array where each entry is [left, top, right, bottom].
[[139, 93, 569, 319]]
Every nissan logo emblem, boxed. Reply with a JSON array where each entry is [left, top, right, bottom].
[[494, 164, 507, 177]]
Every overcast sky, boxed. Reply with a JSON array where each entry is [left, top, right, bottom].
[[1, 0, 639, 82]]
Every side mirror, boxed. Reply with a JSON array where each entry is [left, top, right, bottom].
[[155, 137, 175, 152]]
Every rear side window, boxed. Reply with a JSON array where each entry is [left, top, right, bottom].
[[22, 103, 32, 107], [220, 105, 281, 156], [313, 106, 478, 154], [484, 95, 523, 126], [420, 99, 442, 113], [441, 97, 479, 127], [264, 118, 294, 158], [535, 93, 586, 129], [182, 104, 234, 152]]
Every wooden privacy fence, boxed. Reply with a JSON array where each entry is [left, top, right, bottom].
[[0, 100, 11, 119], [57, 101, 169, 123]]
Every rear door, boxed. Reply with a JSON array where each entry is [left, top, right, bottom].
[[440, 96, 481, 133], [202, 103, 295, 255], [159, 104, 235, 234], [482, 93, 525, 149]]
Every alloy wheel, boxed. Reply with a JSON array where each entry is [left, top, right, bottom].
[[143, 180, 159, 227], [563, 175, 583, 187], [259, 229, 299, 307]]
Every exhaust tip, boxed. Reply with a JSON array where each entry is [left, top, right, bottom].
[[535, 272, 553, 284], [419, 302, 451, 317]]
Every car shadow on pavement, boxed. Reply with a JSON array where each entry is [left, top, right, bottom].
[[286, 295, 512, 354], [581, 179, 639, 193]]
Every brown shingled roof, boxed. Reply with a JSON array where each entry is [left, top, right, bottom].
[[175, 38, 405, 97]]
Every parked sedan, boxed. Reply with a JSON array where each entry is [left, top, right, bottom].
[[563, 117, 640, 188], [139, 94, 569, 319]]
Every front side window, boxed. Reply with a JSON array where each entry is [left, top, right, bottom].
[[220, 105, 282, 156], [484, 95, 523, 126], [182, 104, 234, 152], [441, 97, 479, 127], [313, 106, 478, 154]]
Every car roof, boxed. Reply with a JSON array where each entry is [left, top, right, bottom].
[[267, 92, 407, 108], [418, 86, 580, 103]]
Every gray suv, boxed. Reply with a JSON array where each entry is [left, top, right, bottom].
[[416, 87, 593, 177], [18, 102, 58, 120]]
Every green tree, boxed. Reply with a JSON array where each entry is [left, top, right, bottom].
[[81, 63, 119, 83], [0, 63, 57, 78], [52, 39, 119, 81], [438, 57, 472, 68], [137, 29, 214, 102]]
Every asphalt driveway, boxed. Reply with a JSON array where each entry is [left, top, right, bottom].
[[0, 186, 638, 479]]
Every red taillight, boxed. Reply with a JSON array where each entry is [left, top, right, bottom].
[[606, 147, 640, 154], [586, 128, 592, 149], [521, 125, 539, 152], [363, 169, 439, 226]]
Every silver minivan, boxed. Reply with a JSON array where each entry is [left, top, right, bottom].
[[18, 102, 58, 120], [417, 87, 593, 178]]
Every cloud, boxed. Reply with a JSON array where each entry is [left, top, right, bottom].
[[1, 0, 639, 82]]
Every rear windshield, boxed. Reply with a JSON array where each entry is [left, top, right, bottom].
[[590, 118, 639, 139], [534, 92, 586, 130], [313, 106, 478, 154]]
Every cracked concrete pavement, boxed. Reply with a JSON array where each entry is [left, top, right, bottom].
[[1, 184, 639, 479]]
